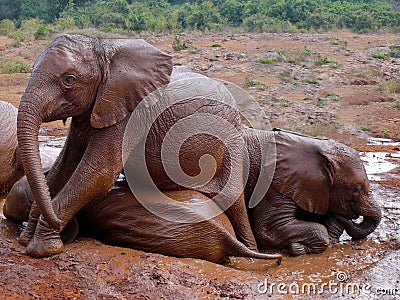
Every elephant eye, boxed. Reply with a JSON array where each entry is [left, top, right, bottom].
[[353, 185, 362, 195], [63, 74, 76, 87]]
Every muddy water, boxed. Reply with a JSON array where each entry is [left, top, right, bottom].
[[1, 138, 399, 299]]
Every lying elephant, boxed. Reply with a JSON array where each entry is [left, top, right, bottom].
[[4, 178, 282, 264], [5, 127, 380, 258], [244, 128, 381, 256]]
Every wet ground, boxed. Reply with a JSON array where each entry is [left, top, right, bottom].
[[0, 135, 399, 299]]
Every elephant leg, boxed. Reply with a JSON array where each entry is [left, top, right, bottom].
[[296, 209, 345, 246], [19, 202, 40, 246], [224, 192, 258, 251], [252, 188, 329, 256], [19, 124, 88, 246], [284, 220, 330, 256], [322, 215, 345, 245], [26, 122, 124, 257]]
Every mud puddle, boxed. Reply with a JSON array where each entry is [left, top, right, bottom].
[[0, 136, 399, 299]]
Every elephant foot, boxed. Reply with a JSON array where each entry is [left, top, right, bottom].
[[18, 223, 37, 246], [287, 243, 307, 256], [60, 217, 79, 244], [26, 218, 64, 258]]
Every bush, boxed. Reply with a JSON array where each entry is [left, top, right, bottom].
[[0, 19, 16, 36], [19, 18, 44, 41], [0, 59, 31, 74], [1, 0, 400, 35], [34, 24, 51, 39], [53, 17, 78, 32], [172, 34, 187, 51]]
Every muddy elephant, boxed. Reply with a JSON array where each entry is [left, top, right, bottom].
[[5, 178, 282, 264], [245, 128, 381, 256], [0, 100, 56, 196], [17, 34, 257, 257], [0, 100, 23, 196]]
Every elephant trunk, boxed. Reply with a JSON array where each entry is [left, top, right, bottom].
[[17, 96, 61, 230], [335, 194, 381, 240]]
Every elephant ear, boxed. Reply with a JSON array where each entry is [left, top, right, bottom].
[[91, 39, 172, 129], [272, 130, 334, 214]]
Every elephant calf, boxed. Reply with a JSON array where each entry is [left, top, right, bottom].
[[4, 178, 282, 264], [0, 100, 24, 196], [0, 100, 56, 196], [245, 128, 381, 256]]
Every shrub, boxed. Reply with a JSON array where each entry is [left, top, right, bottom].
[[0, 19, 16, 36], [360, 125, 372, 132], [258, 57, 275, 64], [172, 34, 187, 51], [34, 24, 51, 39], [19, 18, 44, 41], [0, 59, 31, 74], [53, 17, 78, 32]]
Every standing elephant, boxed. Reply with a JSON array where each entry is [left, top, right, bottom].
[[5, 178, 282, 264], [17, 35, 258, 257], [0, 100, 24, 196], [245, 128, 381, 256]]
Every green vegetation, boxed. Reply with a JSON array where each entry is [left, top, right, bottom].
[[0, 0, 399, 37], [371, 52, 388, 59], [393, 99, 400, 108], [304, 75, 321, 85], [280, 98, 291, 107], [277, 70, 292, 82], [242, 75, 268, 90], [172, 34, 187, 50], [377, 79, 400, 94], [314, 55, 338, 67], [0, 59, 30, 74], [360, 125, 372, 132], [258, 57, 275, 64], [243, 75, 257, 88], [303, 45, 314, 56]]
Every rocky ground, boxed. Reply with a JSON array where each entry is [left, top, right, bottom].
[[0, 31, 399, 299]]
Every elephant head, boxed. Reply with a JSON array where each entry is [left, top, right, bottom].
[[0, 100, 24, 196], [17, 34, 172, 229], [273, 131, 381, 240], [323, 143, 381, 239]]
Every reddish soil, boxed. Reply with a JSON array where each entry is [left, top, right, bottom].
[[0, 31, 399, 299]]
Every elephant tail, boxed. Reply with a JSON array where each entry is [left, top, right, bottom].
[[224, 230, 283, 264]]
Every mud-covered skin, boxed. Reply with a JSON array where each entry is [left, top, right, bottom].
[[0, 100, 56, 197], [0, 100, 24, 196], [17, 33, 259, 257], [4, 178, 282, 263], [77, 182, 282, 263], [16, 34, 172, 257], [245, 129, 381, 256]]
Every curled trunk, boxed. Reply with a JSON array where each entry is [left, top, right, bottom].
[[334, 201, 381, 240]]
